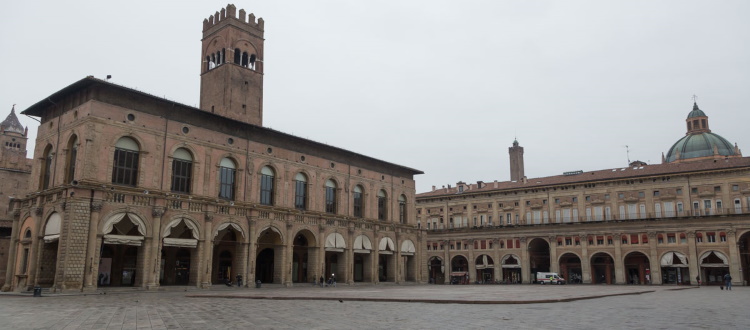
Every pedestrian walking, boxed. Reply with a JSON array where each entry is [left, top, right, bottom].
[[319, 275, 325, 287], [696, 275, 701, 286], [723, 273, 732, 290], [236, 274, 243, 287]]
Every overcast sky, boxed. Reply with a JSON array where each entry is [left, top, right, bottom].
[[2, 1, 749, 193]]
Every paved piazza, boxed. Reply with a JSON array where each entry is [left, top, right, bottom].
[[0, 285, 746, 329]]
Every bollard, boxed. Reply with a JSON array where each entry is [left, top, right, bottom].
[[33, 287, 42, 297]]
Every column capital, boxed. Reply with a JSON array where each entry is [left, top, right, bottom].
[[34, 207, 43, 216], [205, 213, 214, 222], [151, 206, 165, 218], [91, 202, 105, 212]]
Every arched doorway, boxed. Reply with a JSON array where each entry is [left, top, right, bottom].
[[256, 227, 283, 284], [450, 255, 468, 284], [39, 213, 61, 287], [213, 223, 243, 285], [660, 251, 689, 284], [740, 232, 750, 286], [528, 238, 551, 277], [353, 235, 373, 282], [501, 254, 521, 284], [699, 250, 729, 285], [400, 240, 416, 282], [428, 257, 444, 284], [475, 254, 494, 283], [161, 219, 199, 286], [325, 233, 347, 283], [559, 253, 582, 284], [590, 252, 614, 284], [378, 237, 396, 282], [292, 230, 316, 284], [623, 252, 650, 285], [100, 213, 147, 287]]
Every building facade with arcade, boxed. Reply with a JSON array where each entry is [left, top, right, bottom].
[[2, 4, 423, 292], [418, 103, 750, 287]]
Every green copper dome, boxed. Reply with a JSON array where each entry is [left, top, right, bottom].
[[687, 102, 706, 118], [665, 132, 735, 162]]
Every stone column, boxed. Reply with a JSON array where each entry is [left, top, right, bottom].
[[201, 214, 213, 288], [647, 232, 661, 284], [492, 238, 501, 282], [549, 236, 559, 273], [467, 239, 475, 283], [613, 233, 625, 284], [29, 207, 45, 290], [346, 225, 354, 285], [442, 240, 450, 284], [284, 220, 293, 286], [394, 231, 402, 284], [686, 231, 699, 285], [146, 207, 165, 289], [83, 202, 103, 291], [246, 216, 256, 284], [726, 229, 741, 286], [318, 224, 326, 284], [1, 209, 21, 292], [580, 235, 591, 284], [520, 237, 530, 284]]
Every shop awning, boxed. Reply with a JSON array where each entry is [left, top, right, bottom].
[[163, 237, 198, 248], [660, 251, 688, 267], [104, 234, 144, 246]]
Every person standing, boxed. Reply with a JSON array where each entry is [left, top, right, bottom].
[[723, 273, 732, 291], [319, 275, 325, 287]]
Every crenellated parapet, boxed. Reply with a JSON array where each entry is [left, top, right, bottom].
[[202, 4, 264, 32]]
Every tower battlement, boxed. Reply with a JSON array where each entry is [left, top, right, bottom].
[[202, 4, 264, 33]]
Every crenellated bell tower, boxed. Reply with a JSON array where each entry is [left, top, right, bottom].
[[199, 4, 265, 126]]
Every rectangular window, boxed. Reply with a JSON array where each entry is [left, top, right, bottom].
[[112, 148, 139, 186], [732, 184, 739, 191], [707, 233, 716, 243], [653, 191, 660, 197], [294, 180, 307, 210], [565, 238, 572, 246], [353, 192, 364, 217], [507, 213, 512, 225], [399, 201, 406, 224], [260, 174, 274, 205], [218, 167, 236, 200], [325, 187, 337, 213], [21, 248, 29, 275], [170, 159, 192, 193], [667, 235, 676, 243], [720, 234, 727, 242], [377, 197, 386, 220]]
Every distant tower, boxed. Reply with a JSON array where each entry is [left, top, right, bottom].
[[0, 105, 29, 163], [199, 4, 265, 126], [509, 139, 525, 181]]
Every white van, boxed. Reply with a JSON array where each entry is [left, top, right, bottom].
[[536, 272, 565, 284]]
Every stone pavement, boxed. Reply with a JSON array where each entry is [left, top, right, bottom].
[[0, 284, 746, 329]]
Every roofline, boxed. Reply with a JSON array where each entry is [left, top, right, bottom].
[[416, 161, 750, 199], [21, 76, 424, 176]]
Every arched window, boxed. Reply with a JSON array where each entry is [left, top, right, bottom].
[[171, 148, 193, 194], [398, 195, 407, 224], [218, 158, 236, 200], [353, 185, 364, 218], [325, 179, 337, 214], [241, 52, 249, 67], [24, 229, 31, 238], [234, 48, 241, 65], [294, 173, 307, 210], [112, 137, 139, 186], [41, 144, 53, 190], [377, 189, 387, 221], [65, 135, 78, 184], [260, 166, 275, 205], [249, 54, 257, 69]]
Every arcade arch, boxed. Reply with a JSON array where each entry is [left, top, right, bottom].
[[378, 237, 396, 282], [590, 252, 615, 284], [450, 255, 469, 284], [558, 253, 582, 284], [256, 226, 283, 284], [623, 251, 650, 285], [99, 213, 147, 287], [699, 250, 729, 285], [353, 235, 373, 282], [660, 251, 690, 285], [500, 254, 521, 283], [474, 254, 494, 283]]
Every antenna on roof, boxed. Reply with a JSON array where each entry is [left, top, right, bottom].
[[106, 75, 112, 81], [625, 145, 631, 164]]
